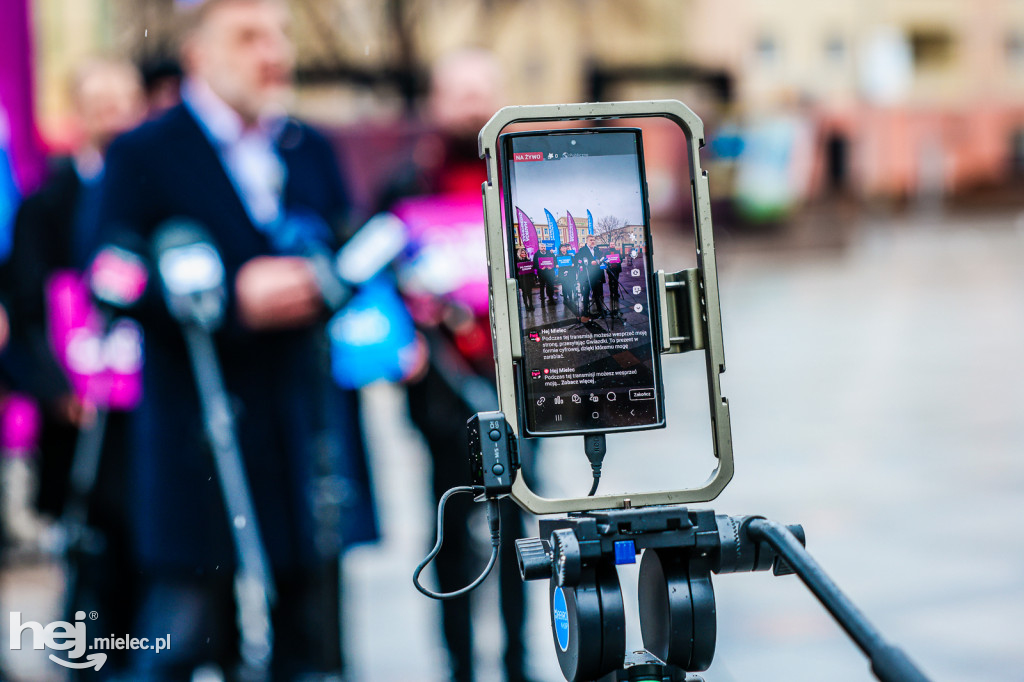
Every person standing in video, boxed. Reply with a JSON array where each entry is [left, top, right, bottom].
[[575, 234, 606, 318], [531, 243, 557, 305], [515, 246, 536, 312], [90, 1, 376, 678], [555, 243, 578, 317], [604, 243, 622, 313]]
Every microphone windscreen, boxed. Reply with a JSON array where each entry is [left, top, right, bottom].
[[152, 217, 214, 258], [152, 218, 226, 298], [88, 246, 149, 309], [334, 212, 407, 286]]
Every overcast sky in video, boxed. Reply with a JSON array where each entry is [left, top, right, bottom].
[[509, 153, 644, 228]]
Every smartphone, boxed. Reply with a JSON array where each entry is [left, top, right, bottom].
[[501, 128, 665, 436]]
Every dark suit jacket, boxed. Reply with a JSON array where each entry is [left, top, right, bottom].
[[96, 104, 376, 574], [532, 250, 557, 285], [574, 245, 605, 286]]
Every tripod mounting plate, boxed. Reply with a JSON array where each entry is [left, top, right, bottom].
[[478, 100, 733, 515]]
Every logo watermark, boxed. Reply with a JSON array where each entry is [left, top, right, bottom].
[[9, 611, 170, 671]]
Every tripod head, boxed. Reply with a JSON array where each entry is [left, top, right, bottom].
[[443, 412, 930, 682], [477, 100, 733, 514], [515, 507, 802, 681]]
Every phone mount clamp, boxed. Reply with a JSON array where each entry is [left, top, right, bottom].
[[478, 100, 731, 515]]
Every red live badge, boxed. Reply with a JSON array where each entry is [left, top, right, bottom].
[[512, 152, 543, 162]]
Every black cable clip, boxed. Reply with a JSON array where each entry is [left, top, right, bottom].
[[412, 411, 519, 601]]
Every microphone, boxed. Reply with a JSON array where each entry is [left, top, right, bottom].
[[333, 212, 407, 287], [271, 211, 408, 314], [309, 212, 408, 313], [151, 219, 277, 669], [152, 219, 227, 330], [87, 241, 149, 313]]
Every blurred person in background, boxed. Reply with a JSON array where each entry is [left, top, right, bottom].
[[139, 57, 184, 118], [0, 57, 145, 676], [5, 57, 144, 423], [0, 295, 45, 553], [0, 294, 31, 682], [91, 0, 375, 679], [381, 48, 537, 682]]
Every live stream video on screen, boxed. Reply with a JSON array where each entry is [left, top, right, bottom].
[[503, 129, 664, 435]]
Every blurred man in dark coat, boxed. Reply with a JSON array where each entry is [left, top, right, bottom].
[[93, 1, 374, 678]]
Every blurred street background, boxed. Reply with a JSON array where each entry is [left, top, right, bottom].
[[9, 208, 1021, 682], [2, 1, 1024, 681], [346, 208, 1024, 682], [23, 0, 1024, 212]]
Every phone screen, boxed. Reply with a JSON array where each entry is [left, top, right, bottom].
[[502, 128, 665, 436]]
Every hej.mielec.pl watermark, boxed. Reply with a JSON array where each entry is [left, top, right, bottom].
[[9, 610, 171, 671]]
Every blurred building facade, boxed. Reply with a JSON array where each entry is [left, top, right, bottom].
[[714, 0, 1024, 200], [29, 0, 1024, 202]]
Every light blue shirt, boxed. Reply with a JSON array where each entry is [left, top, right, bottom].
[[181, 78, 287, 231]]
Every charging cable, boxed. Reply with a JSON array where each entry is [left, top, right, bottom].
[[584, 434, 607, 496], [413, 486, 501, 600]]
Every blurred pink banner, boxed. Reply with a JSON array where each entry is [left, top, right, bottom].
[[46, 271, 144, 411], [392, 192, 491, 316], [0, 0, 46, 193]]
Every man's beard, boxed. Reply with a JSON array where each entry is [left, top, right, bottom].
[[213, 74, 294, 124]]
